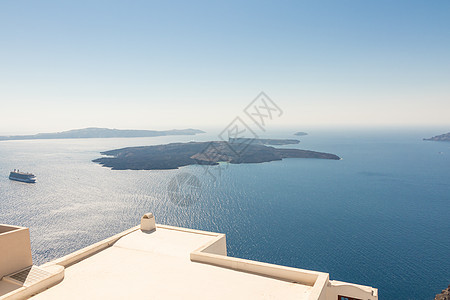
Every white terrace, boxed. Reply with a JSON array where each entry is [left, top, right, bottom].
[[0, 214, 377, 300]]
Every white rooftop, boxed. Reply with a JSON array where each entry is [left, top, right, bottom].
[[34, 227, 311, 300], [1, 213, 378, 300]]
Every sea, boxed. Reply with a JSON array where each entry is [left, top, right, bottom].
[[0, 128, 449, 300]]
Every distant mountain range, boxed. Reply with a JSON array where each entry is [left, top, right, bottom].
[[229, 138, 300, 145], [424, 132, 450, 142], [0, 127, 205, 141]]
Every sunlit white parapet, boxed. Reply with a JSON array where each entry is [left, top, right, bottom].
[[0, 214, 377, 300], [0, 225, 63, 300]]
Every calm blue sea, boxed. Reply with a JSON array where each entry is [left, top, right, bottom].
[[0, 129, 449, 299]]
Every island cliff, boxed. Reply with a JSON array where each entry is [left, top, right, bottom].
[[424, 132, 450, 142], [435, 284, 450, 300], [93, 141, 340, 170]]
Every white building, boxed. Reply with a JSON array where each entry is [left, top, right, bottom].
[[0, 213, 378, 300]]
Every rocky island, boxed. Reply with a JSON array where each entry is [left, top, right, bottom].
[[435, 284, 450, 300], [424, 132, 450, 142], [93, 141, 340, 170], [0, 127, 204, 141]]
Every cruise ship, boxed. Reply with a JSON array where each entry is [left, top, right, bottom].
[[9, 170, 36, 183]]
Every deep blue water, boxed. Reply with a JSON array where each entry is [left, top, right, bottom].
[[0, 129, 449, 299]]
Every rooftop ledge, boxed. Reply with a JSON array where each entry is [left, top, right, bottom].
[[1, 214, 378, 300]]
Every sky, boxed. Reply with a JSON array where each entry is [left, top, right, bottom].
[[0, 0, 449, 134]]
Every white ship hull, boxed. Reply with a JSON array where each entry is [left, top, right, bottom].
[[9, 172, 36, 183]]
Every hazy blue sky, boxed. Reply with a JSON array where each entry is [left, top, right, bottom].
[[1, 0, 449, 134]]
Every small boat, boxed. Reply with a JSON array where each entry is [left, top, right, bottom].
[[9, 170, 36, 183]]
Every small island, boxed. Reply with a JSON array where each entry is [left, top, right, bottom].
[[0, 127, 204, 141], [294, 132, 308, 136], [424, 132, 450, 142], [93, 141, 340, 170]]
